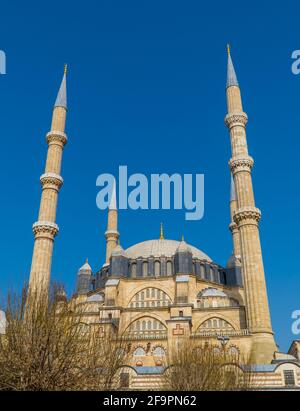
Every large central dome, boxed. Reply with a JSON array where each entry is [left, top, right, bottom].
[[125, 239, 212, 261]]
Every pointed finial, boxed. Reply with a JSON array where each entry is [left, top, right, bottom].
[[159, 222, 164, 240], [64, 64, 68, 75], [85, 257, 88, 263], [181, 234, 184, 242], [227, 44, 231, 56]]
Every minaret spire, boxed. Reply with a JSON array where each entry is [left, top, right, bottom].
[[225, 48, 276, 363], [105, 179, 119, 263], [226, 44, 239, 88], [29, 66, 68, 293], [54, 65, 67, 109]]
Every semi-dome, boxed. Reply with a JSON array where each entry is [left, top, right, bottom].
[[125, 239, 212, 261], [199, 287, 228, 297]]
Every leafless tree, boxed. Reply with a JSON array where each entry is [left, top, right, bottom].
[[163, 339, 254, 391], [0, 284, 128, 391]]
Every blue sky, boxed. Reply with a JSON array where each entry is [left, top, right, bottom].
[[0, 1, 299, 351]]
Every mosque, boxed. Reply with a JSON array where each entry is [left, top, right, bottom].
[[26, 49, 300, 389]]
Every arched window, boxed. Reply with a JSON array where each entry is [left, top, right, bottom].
[[198, 317, 234, 332], [126, 317, 167, 335], [133, 347, 146, 356], [167, 261, 172, 276], [131, 263, 137, 277], [128, 288, 172, 308], [153, 347, 166, 357], [116, 348, 126, 358], [228, 346, 239, 356], [142, 262, 148, 276], [155, 261, 160, 276]]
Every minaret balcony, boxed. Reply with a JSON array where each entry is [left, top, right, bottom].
[[46, 130, 67, 146], [229, 156, 254, 174], [233, 206, 261, 227], [40, 173, 63, 190], [32, 220, 59, 238], [224, 112, 248, 129]]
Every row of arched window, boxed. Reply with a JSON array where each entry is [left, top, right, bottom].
[[197, 297, 239, 309], [193, 345, 239, 356], [129, 287, 171, 308], [128, 287, 240, 309], [133, 345, 239, 358], [129, 261, 222, 279], [133, 346, 166, 357], [127, 316, 235, 334], [130, 261, 173, 277], [199, 318, 233, 330], [128, 317, 166, 332]]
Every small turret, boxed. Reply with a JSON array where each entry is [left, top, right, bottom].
[[174, 237, 193, 274], [226, 253, 241, 269], [110, 243, 129, 277], [77, 259, 92, 294], [55, 286, 68, 303], [226, 252, 242, 286]]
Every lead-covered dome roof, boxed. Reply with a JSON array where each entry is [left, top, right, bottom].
[[125, 239, 212, 261]]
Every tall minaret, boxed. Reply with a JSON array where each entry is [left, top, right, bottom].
[[225, 46, 276, 363], [229, 174, 241, 258], [29, 66, 68, 293], [105, 180, 119, 263]]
